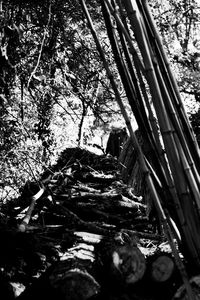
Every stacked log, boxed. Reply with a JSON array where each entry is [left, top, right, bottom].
[[18, 258, 100, 300], [95, 234, 144, 275], [0, 147, 187, 300]]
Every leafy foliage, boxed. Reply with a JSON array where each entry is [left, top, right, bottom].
[[0, 0, 123, 199], [0, 0, 200, 200]]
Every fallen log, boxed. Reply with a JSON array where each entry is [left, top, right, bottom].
[[18, 258, 100, 300], [111, 244, 146, 284], [147, 253, 175, 283], [40, 204, 113, 235], [55, 191, 145, 212], [73, 170, 119, 185], [49, 259, 100, 300], [95, 237, 146, 289], [52, 199, 145, 230]]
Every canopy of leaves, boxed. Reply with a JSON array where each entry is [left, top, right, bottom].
[[0, 0, 125, 199], [0, 0, 200, 200]]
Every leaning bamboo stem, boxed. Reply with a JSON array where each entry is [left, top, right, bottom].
[[107, 0, 197, 232], [136, 0, 200, 258], [101, 0, 155, 149], [174, 134, 200, 212], [122, 0, 189, 193], [124, 2, 196, 218], [154, 63, 200, 194], [141, 0, 200, 167], [80, 0, 159, 203], [80, 3, 195, 296], [137, 0, 200, 208], [163, 222, 196, 300], [121, 0, 200, 267], [103, 0, 145, 73], [110, 0, 179, 196], [108, 0, 181, 189], [138, 0, 200, 194]]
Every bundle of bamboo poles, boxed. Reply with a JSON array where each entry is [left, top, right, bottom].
[[79, 0, 200, 297]]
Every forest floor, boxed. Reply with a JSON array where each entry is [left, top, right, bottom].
[[0, 147, 190, 300]]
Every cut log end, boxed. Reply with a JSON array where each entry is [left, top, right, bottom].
[[111, 245, 146, 284], [49, 264, 100, 300], [150, 255, 175, 282]]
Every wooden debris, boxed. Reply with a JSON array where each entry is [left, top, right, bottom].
[[111, 244, 146, 284], [18, 185, 45, 232], [172, 275, 200, 300], [149, 254, 175, 282], [18, 258, 100, 300], [0, 146, 188, 300], [94, 234, 146, 290], [49, 259, 100, 300]]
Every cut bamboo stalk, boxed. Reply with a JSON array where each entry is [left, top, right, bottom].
[[104, 1, 199, 297], [103, 0, 145, 72], [174, 134, 200, 212], [101, 0, 147, 129], [122, 1, 196, 199], [115, 0, 170, 170], [80, 1, 198, 298], [80, 0, 193, 291], [152, 61, 200, 208], [132, 65, 175, 188], [102, 0, 198, 202], [105, 0, 200, 268], [102, 0, 166, 182], [153, 63, 200, 191], [106, 0, 189, 198], [141, 0, 200, 169], [122, 0, 200, 246], [140, 4, 200, 195], [135, 0, 200, 258]]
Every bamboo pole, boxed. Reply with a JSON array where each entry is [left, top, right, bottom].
[[121, 0, 191, 197], [112, 1, 188, 237], [108, 0, 181, 205], [79, 3, 196, 297], [115, 0, 162, 155], [80, 0, 199, 297], [104, 0, 187, 194], [119, 0, 200, 265], [140, 0, 200, 170], [121, 1, 183, 190], [133, 0, 200, 259], [104, 0, 175, 192], [101, 0, 168, 185], [103, 0, 200, 252], [138, 0, 200, 194], [79, 0, 165, 222], [101, 0, 149, 133], [154, 63, 200, 199]]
